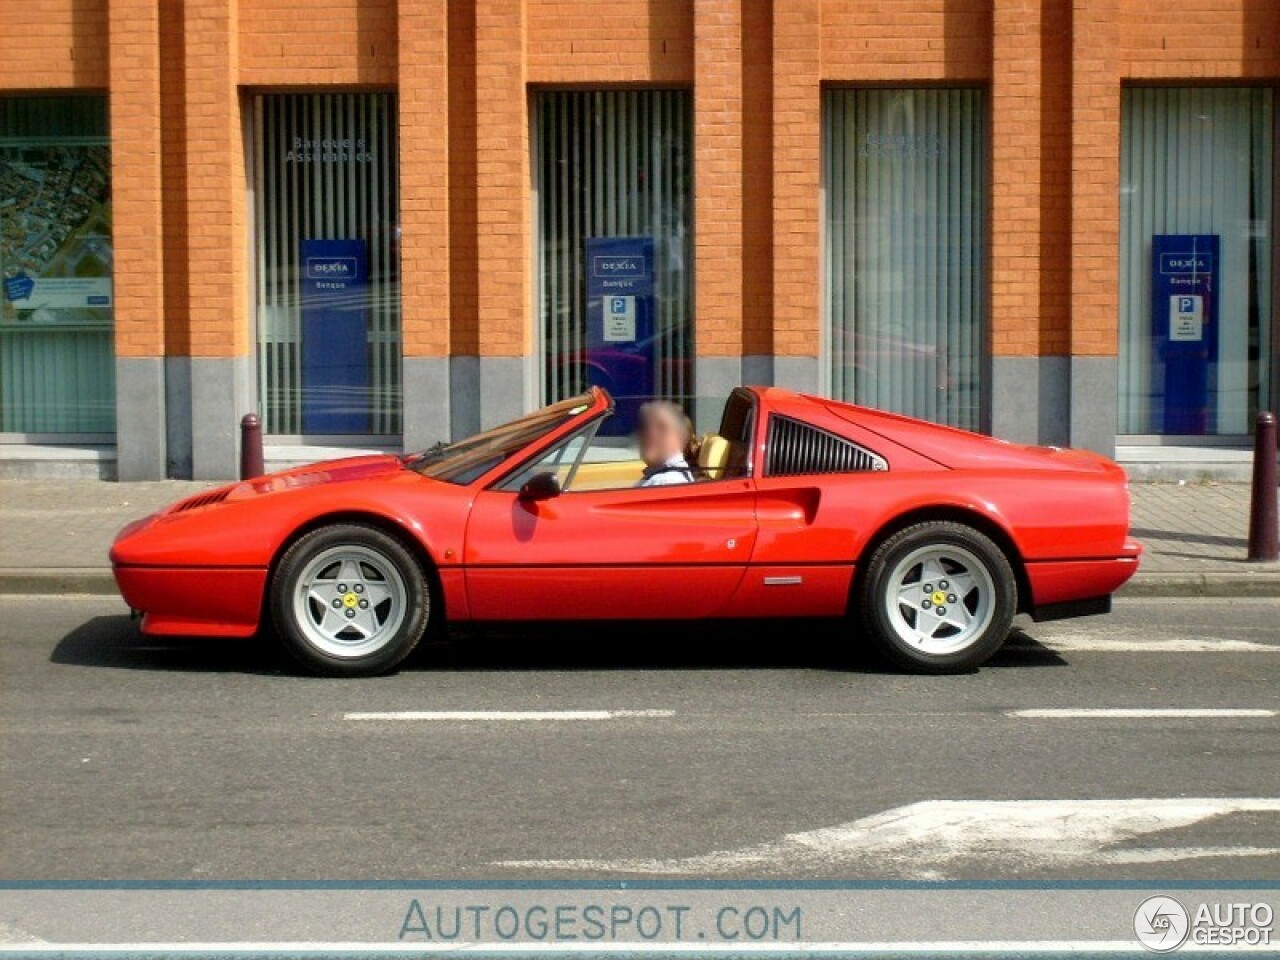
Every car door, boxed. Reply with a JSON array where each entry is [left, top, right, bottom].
[[463, 477, 758, 620]]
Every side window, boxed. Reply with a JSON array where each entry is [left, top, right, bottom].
[[499, 425, 596, 492], [498, 419, 648, 493], [705, 389, 755, 479], [764, 415, 887, 477]]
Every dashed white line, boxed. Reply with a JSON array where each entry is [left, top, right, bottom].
[[343, 709, 675, 721], [1038, 633, 1278, 653], [1009, 708, 1277, 719]]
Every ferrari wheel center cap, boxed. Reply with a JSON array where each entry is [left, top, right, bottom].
[[342, 592, 359, 608], [931, 590, 946, 607]]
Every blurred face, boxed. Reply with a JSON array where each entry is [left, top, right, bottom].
[[637, 408, 684, 468]]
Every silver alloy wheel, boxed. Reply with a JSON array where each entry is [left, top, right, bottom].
[[883, 543, 996, 655], [291, 544, 411, 659]]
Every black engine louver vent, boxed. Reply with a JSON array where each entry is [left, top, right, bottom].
[[765, 415, 888, 477], [173, 488, 232, 512]]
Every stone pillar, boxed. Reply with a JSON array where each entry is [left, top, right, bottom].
[[109, 0, 168, 479], [399, 0, 452, 450]]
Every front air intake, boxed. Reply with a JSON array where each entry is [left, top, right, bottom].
[[172, 488, 232, 513], [764, 415, 888, 477]]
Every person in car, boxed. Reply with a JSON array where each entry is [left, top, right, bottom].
[[636, 400, 697, 487]]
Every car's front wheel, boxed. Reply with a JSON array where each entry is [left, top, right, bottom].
[[271, 523, 431, 677], [858, 521, 1016, 674]]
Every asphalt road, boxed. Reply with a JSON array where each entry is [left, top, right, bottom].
[[1, 595, 1278, 881]]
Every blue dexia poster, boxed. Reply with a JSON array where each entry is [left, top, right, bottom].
[[300, 238, 369, 434], [585, 236, 655, 434], [1151, 234, 1219, 435]]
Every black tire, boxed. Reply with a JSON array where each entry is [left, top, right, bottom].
[[857, 520, 1016, 674], [270, 523, 431, 677]]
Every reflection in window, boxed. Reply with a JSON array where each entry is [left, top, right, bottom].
[[534, 90, 693, 431], [824, 88, 985, 431], [0, 96, 114, 434], [1119, 87, 1273, 435], [252, 93, 401, 436]]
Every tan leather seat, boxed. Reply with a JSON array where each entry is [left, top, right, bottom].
[[697, 434, 731, 480]]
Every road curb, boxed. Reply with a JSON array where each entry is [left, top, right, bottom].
[[1118, 572, 1280, 598], [0, 569, 119, 595], [4, 568, 1280, 598]]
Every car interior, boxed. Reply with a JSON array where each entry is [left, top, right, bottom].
[[501, 389, 756, 493]]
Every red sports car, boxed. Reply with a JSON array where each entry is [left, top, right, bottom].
[[110, 387, 1141, 676]]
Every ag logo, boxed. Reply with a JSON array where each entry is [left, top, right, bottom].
[[1135, 896, 1190, 952]]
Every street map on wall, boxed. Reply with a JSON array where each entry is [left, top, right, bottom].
[[0, 142, 112, 326]]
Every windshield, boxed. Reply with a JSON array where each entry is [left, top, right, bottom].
[[405, 392, 595, 485]]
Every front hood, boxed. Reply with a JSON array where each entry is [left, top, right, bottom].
[[163, 455, 406, 516], [247, 454, 405, 493]]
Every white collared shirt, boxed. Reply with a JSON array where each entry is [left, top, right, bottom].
[[637, 454, 694, 487]]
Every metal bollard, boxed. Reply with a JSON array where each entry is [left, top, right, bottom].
[[240, 413, 265, 481], [1247, 411, 1278, 562]]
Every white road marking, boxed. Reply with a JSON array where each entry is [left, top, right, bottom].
[[1099, 845, 1280, 864], [1009, 708, 1277, 719], [1037, 632, 1278, 653], [0, 922, 44, 946], [500, 798, 1280, 878], [344, 709, 675, 721]]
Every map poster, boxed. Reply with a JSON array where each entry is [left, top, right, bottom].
[[0, 142, 112, 326]]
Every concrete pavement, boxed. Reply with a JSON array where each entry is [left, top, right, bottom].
[[1, 594, 1277, 880], [1, 478, 1277, 596]]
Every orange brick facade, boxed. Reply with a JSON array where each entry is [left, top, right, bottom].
[[2, 0, 1278, 477]]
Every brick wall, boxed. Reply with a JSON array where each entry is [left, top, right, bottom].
[[109, 0, 166, 359], [771, 0, 822, 359], [991, 0, 1072, 358], [527, 0, 693, 84], [239, 0, 397, 86], [0, 0, 106, 90], [473, 0, 529, 358], [694, 0, 744, 359], [1071, 0, 1121, 358], [399, 0, 451, 359], [1120, 0, 1280, 78], [821, 0, 993, 82], [182, 0, 247, 359]]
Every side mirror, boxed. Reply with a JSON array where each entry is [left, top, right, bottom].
[[518, 471, 561, 502]]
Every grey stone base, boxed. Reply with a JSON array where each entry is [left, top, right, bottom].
[[165, 357, 193, 479], [190, 355, 254, 482], [772, 356, 820, 394], [402, 356, 451, 452], [448, 356, 530, 438], [989, 356, 1070, 448], [1068, 356, 1118, 458], [114, 357, 167, 481]]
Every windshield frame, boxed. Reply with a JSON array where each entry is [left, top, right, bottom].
[[405, 389, 609, 486]]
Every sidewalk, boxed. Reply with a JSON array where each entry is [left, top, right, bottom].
[[1, 479, 1277, 597]]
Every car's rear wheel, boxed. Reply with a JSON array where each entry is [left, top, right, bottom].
[[858, 521, 1016, 674], [271, 524, 430, 677]]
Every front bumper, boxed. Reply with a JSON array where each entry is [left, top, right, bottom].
[[113, 564, 267, 638]]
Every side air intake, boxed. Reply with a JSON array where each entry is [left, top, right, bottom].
[[765, 415, 888, 477]]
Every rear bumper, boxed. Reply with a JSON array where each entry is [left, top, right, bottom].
[[113, 564, 267, 638], [1025, 543, 1141, 620]]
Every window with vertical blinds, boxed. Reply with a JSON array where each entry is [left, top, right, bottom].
[[1, 96, 114, 436], [252, 93, 401, 437], [1119, 87, 1274, 435], [823, 88, 986, 431], [534, 90, 693, 415]]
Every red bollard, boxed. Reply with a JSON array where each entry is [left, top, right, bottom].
[[240, 413, 265, 481], [1247, 411, 1278, 562]]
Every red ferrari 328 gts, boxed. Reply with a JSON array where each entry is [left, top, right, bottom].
[[111, 387, 1141, 677]]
